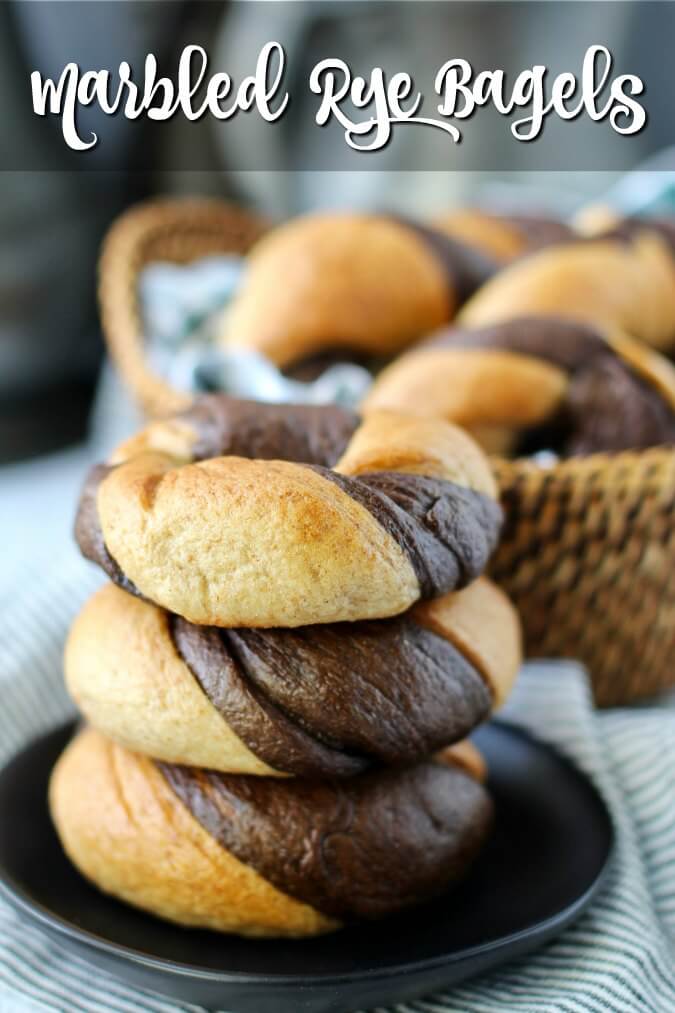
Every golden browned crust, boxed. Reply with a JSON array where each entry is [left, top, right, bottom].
[[65, 585, 280, 775], [220, 214, 453, 366], [97, 453, 418, 627], [93, 407, 498, 627], [49, 728, 337, 937]]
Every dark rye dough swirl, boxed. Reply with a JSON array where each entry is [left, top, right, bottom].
[[50, 727, 493, 935], [364, 318, 675, 457], [65, 577, 520, 776], [75, 396, 502, 627]]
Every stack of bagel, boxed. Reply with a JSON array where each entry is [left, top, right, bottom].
[[50, 396, 521, 937]]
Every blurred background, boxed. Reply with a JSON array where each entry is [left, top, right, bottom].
[[0, 0, 673, 571]]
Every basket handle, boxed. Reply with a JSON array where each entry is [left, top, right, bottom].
[[98, 198, 268, 416]]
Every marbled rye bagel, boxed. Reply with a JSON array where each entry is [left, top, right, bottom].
[[458, 227, 675, 352], [65, 577, 520, 776], [220, 213, 498, 368], [50, 727, 492, 936], [433, 210, 574, 264], [364, 318, 675, 457], [75, 397, 502, 627]]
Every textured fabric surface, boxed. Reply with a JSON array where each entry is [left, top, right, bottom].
[[0, 539, 673, 1012]]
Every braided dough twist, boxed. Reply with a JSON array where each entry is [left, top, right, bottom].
[[65, 576, 520, 777], [75, 397, 501, 626]]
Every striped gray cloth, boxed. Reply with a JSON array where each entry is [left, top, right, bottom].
[[0, 540, 674, 1013]]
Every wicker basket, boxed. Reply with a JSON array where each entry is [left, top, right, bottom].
[[490, 451, 675, 705], [99, 199, 675, 706], [98, 199, 269, 417]]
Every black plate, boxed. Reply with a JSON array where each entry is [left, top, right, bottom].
[[0, 721, 613, 1013]]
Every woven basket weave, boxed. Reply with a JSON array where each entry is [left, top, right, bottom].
[[98, 199, 675, 707], [490, 452, 675, 705]]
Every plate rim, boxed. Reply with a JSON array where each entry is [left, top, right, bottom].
[[0, 719, 614, 988]]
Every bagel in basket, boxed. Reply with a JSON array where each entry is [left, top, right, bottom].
[[363, 318, 675, 457], [65, 577, 520, 776], [432, 209, 574, 264], [457, 226, 675, 352], [75, 397, 502, 627], [50, 727, 492, 936], [220, 213, 498, 369]]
